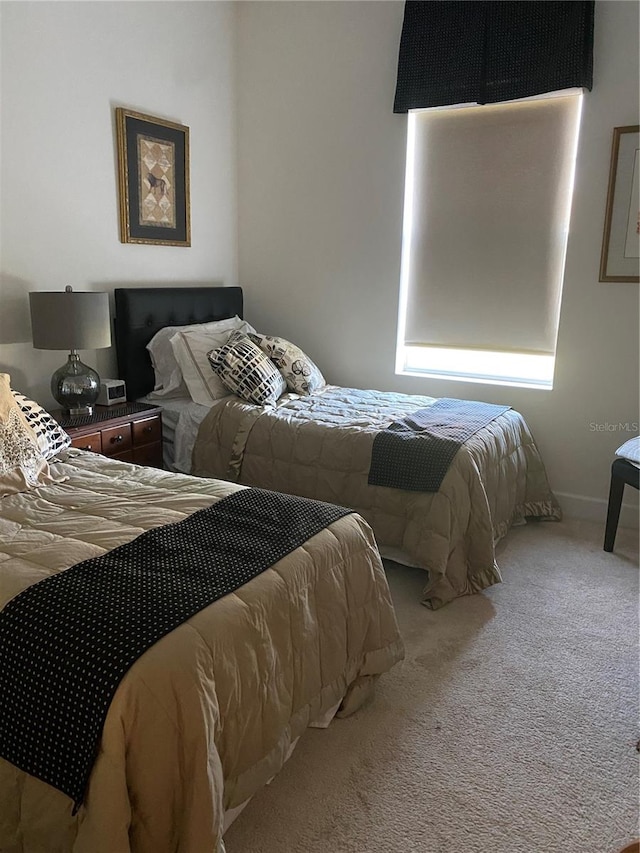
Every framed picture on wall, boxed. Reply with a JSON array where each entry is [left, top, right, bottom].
[[599, 125, 639, 282], [115, 108, 191, 247]]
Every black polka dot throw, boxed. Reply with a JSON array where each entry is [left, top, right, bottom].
[[0, 487, 351, 812], [368, 398, 510, 492]]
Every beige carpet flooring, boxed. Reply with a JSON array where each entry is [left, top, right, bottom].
[[224, 518, 639, 853]]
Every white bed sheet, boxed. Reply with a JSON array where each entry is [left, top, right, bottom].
[[139, 395, 211, 473]]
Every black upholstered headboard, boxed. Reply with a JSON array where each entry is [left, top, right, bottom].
[[114, 286, 243, 400]]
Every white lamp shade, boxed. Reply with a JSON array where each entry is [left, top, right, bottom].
[[29, 290, 111, 351]]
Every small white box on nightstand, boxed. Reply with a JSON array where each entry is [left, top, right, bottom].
[[97, 379, 127, 406]]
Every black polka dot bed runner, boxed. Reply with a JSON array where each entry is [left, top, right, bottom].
[[0, 487, 351, 812], [368, 398, 510, 492]]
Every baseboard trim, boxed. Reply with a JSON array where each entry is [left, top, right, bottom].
[[555, 491, 639, 530]]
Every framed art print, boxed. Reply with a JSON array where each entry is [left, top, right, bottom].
[[599, 125, 639, 282], [115, 108, 191, 247]]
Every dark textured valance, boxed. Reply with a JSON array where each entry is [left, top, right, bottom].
[[393, 1, 594, 113]]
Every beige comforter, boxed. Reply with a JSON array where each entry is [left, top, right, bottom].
[[193, 386, 561, 609], [0, 452, 403, 853]]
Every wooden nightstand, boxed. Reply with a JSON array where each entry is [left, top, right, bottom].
[[50, 402, 163, 468]]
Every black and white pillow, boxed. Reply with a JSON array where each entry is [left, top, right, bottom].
[[207, 332, 287, 406], [11, 391, 71, 461], [247, 333, 325, 395]]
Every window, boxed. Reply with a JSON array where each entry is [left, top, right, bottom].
[[396, 91, 583, 389]]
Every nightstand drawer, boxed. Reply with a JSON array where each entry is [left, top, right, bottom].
[[102, 423, 133, 456], [111, 449, 135, 464], [133, 443, 162, 468], [132, 416, 161, 447], [71, 432, 102, 454]]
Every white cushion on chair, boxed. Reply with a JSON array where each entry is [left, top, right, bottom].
[[615, 437, 640, 467]]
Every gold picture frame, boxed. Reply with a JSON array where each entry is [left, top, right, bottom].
[[599, 125, 639, 282], [115, 108, 191, 247]]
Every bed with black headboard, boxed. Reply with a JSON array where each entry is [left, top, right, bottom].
[[114, 286, 243, 400], [113, 285, 562, 609], [114, 286, 247, 474]]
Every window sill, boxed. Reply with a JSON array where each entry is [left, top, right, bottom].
[[395, 366, 553, 391]]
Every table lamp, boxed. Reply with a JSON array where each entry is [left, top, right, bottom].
[[29, 286, 112, 416]]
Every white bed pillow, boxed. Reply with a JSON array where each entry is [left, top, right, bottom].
[[207, 332, 287, 406], [146, 326, 191, 398], [0, 374, 56, 497], [247, 333, 325, 395], [146, 317, 251, 399], [170, 317, 256, 406]]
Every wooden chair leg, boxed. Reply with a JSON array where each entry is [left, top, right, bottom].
[[604, 464, 625, 552]]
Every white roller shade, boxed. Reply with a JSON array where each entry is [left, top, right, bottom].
[[402, 93, 582, 356]]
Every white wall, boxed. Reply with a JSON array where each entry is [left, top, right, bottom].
[[0, 0, 237, 405], [236, 0, 640, 525]]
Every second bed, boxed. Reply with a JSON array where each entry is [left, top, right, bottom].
[[115, 286, 562, 609]]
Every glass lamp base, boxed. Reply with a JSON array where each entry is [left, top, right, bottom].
[[51, 353, 100, 416]]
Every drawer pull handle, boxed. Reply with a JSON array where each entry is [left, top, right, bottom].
[[82, 444, 92, 451], [144, 425, 153, 433], [110, 434, 124, 444]]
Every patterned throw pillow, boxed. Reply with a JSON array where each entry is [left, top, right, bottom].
[[207, 332, 287, 406], [12, 391, 71, 461], [247, 333, 325, 395], [1, 374, 56, 497]]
